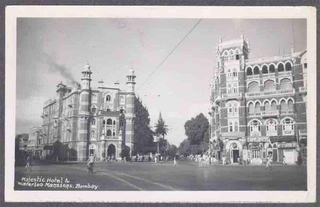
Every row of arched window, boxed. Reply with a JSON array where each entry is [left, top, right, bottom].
[[221, 49, 241, 62], [226, 68, 238, 78], [90, 129, 116, 139], [248, 98, 294, 114], [249, 118, 294, 136], [247, 78, 292, 93], [246, 62, 292, 76], [91, 118, 116, 126]]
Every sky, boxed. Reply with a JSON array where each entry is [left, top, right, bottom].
[[16, 18, 306, 146]]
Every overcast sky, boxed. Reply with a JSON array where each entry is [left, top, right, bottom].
[[16, 18, 306, 146]]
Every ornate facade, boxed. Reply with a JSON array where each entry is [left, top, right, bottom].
[[209, 35, 307, 165], [40, 63, 140, 161]]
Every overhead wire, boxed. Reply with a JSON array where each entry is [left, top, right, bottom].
[[136, 19, 202, 92]]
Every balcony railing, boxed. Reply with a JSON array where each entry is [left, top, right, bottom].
[[248, 112, 262, 117], [278, 71, 292, 77], [222, 93, 242, 99], [262, 73, 276, 78], [280, 110, 294, 115], [246, 75, 260, 80], [245, 89, 295, 98], [261, 110, 279, 117], [299, 86, 307, 93], [282, 130, 294, 136]]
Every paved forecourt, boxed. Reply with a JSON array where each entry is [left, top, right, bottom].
[[15, 160, 307, 191]]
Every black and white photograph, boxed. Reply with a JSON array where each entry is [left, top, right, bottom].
[[5, 6, 316, 203]]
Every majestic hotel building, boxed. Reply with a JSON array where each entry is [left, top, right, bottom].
[[209, 35, 307, 165], [38, 63, 143, 161]]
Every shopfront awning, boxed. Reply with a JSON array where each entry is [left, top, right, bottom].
[[270, 136, 297, 143]]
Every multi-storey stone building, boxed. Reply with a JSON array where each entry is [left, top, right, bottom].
[[40, 63, 142, 161], [209, 35, 307, 165]]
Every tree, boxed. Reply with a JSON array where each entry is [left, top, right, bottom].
[[154, 112, 169, 154], [179, 113, 210, 155], [134, 97, 154, 154], [184, 113, 209, 145], [154, 112, 169, 140]]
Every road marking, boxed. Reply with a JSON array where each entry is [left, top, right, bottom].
[[112, 171, 180, 191], [67, 165, 144, 191], [98, 171, 144, 191]]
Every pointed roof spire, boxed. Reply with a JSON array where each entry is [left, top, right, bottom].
[[159, 111, 163, 121], [291, 43, 295, 54], [83, 61, 91, 72]]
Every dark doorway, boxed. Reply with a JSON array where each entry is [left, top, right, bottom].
[[272, 149, 278, 162], [233, 150, 239, 163], [107, 144, 116, 157]]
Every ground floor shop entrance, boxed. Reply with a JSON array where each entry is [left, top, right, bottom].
[[107, 144, 116, 158], [231, 150, 239, 163]]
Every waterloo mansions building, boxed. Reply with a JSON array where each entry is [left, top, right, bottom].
[[209, 35, 307, 165], [34, 63, 142, 161]]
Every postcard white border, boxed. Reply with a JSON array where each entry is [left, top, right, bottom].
[[5, 6, 317, 203]]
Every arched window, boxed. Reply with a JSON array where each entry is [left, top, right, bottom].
[[233, 68, 237, 77], [106, 95, 111, 102], [228, 121, 233, 132], [264, 80, 276, 91], [103, 120, 106, 125], [90, 130, 96, 139], [248, 81, 259, 93], [265, 101, 270, 111], [227, 101, 239, 117], [113, 120, 116, 125], [279, 78, 292, 90], [285, 62, 292, 71], [266, 119, 277, 136], [113, 131, 116, 136], [269, 65, 275, 73], [107, 118, 112, 125], [278, 63, 284, 72], [229, 51, 234, 60], [248, 102, 255, 114], [227, 83, 232, 93], [227, 69, 232, 77], [234, 121, 239, 132], [255, 102, 261, 113], [92, 94, 97, 102], [249, 120, 261, 136], [281, 118, 294, 135], [233, 83, 238, 93], [254, 66, 260, 75], [247, 67, 253, 76], [280, 100, 287, 112], [91, 118, 96, 126], [107, 129, 112, 136], [271, 100, 277, 111], [91, 105, 97, 113], [262, 65, 268, 74], [288, 99, 294, 111]]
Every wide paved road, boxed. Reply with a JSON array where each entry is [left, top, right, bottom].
[[15, 160, 307, 191]]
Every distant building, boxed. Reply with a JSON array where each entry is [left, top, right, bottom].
[[26, 127, 43, 157], [38, 63, 147, 161], [209, 35, 307, 165], [17, 133, 29, 151]]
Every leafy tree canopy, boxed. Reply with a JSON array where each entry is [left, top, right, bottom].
[[184, 113, 209, 145]]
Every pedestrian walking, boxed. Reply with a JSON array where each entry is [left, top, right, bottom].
[[266, 155, 273, 171], [283, 156, 287, 165], [173, 156, 177, 166], [25, 155, 31, 172], [87, 154, 95, 173]]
